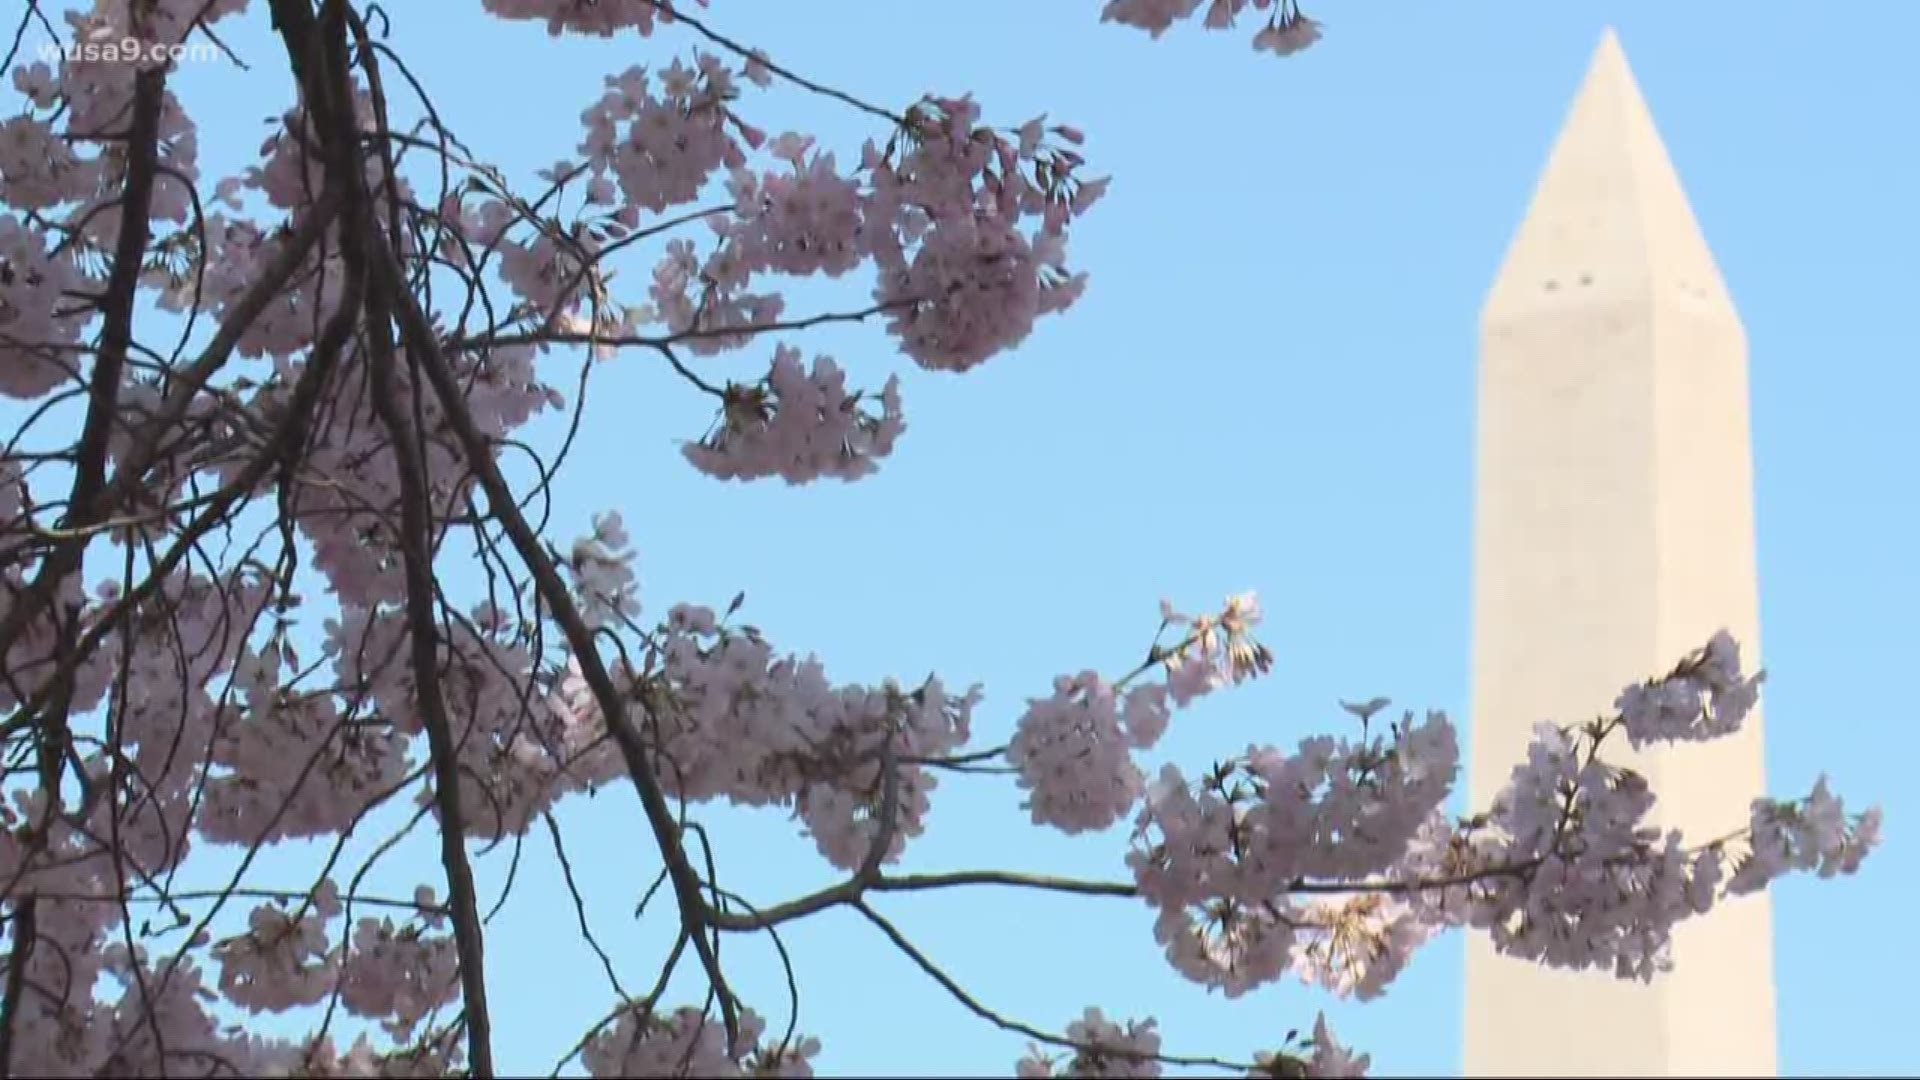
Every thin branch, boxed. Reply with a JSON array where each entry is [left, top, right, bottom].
[[0, 901, 37, 1076], [0, 57, 168, 1069], [0, 193, 341, 636], [851, 899, 1255, 1074], [296, 0, 498, 1066], [462, 301, 907, 355], [369, 215, 742, 1048], [643, 1, 905, 126], [0, 0, 50, 82], [543, 811, 628, 1000], [0, 305, 361, 747], [362, 260, 499, 1080]]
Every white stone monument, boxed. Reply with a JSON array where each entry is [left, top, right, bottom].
[[1463, 27, 1777, 1077]]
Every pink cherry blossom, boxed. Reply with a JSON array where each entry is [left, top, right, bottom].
[[583, 1005, 819, 1079], [0, 216, 85, 399], [212, 882, 343, 1013], [683, 345, 906, 484], [1009, 672, 1148, 834], [569, 510, 642, 629], [1016, 1009, 1165, 1077]]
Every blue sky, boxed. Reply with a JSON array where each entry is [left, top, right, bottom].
[[10, 1, 1919, 1075]]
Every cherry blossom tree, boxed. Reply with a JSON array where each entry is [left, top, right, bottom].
[[0, 0, 1880, 1076]]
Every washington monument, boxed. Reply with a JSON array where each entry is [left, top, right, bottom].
[[1464, 28, 1777, 1077]]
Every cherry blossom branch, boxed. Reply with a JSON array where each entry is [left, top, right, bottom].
[[907, 743, 1011, 770], [850, 898, 1256, 1075], [0, 901, 35, 1077], [0, 1, 47, 79], [2, 61, 165, 666], [694, 881, 806, 1060], [21, 886, 444, 915], [872, 870, 1135, 901], [313, 3, 496, 1066], [465, 301, 909, 354], [366, 219, 743, 1047], [642, 340, 723, 397], [0, 191, 339, 601], [437, 200, 735, 352], [541, 811, 628, 999], [641, 0, 906, 126], [26, 176, 146, 427], [364, 265, 498, 1077], [701, 869, 1107, 934], [0, 56, 168, 1070], [0, 215, 363, 748], [550, 929, 692, 1078], [312, 800, 440, 1054], [701, 858, 1545, 938]]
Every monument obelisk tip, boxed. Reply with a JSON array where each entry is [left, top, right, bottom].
[[1482, 23, 1738, 326]]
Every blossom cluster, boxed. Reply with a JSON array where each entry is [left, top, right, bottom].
[[683, 345, 907, 484], [581, 1005, 820, 1078], [546, 601, 979, 869], [1101, 0, 1325, 57], [1016, 1009, 1164, 1078], [1125, 705, 1458, 998], [0, 214, 86, 399], [568, 510, 643, 629], [1614, 629, 1765, 747], [1111, 629, 1880, 1005], [1008, 594, 1271, 834]]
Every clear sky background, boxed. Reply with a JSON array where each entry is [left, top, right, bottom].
[[9, 1, 1919, 1075]]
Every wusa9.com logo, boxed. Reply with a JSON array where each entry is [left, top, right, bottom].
[[39, 32, 220, 67]]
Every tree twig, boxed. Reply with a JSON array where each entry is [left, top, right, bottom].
[[368, 215, 743, 1048]]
